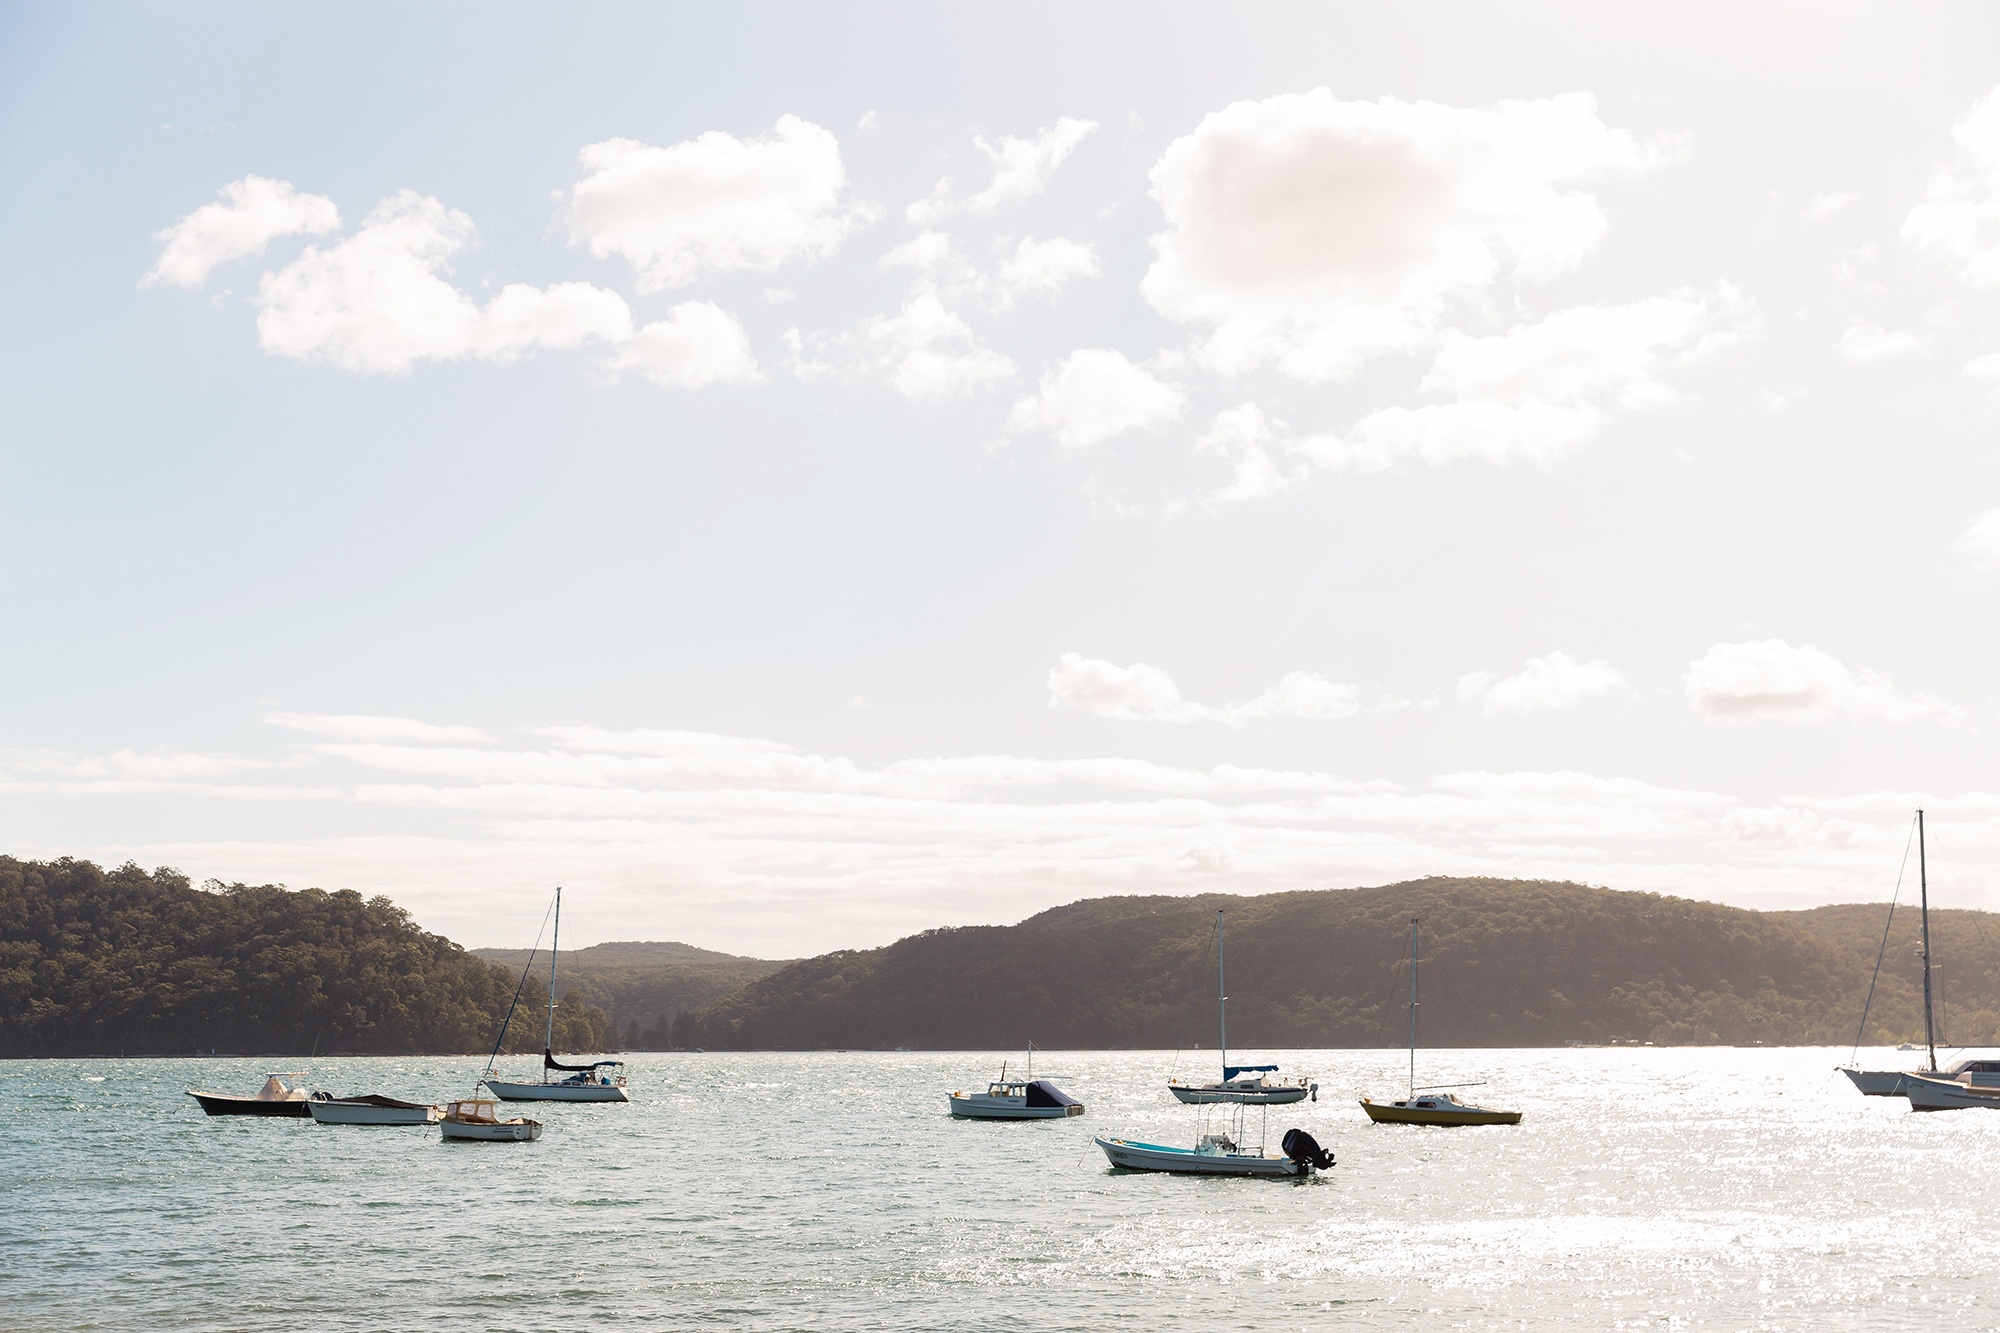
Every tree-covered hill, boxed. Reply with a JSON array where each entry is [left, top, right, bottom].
[[673, 877, 2000, 1050], [0, 857, 610, 1057], [474, 940, 789, 1048]]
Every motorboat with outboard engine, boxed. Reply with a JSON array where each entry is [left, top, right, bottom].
[[440, 1098, 542, 1141], [1167, 910, 1315, 1105], [1362, 917, 1521, 1127], [1095, 1103, 1333, 1177], [947, 1047, 1084, 1118], [185, 1073, 312, 1117], [479, 887, 630, 1104], [306, 1094, 441, 1126]]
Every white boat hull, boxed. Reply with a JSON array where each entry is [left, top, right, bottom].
[[1903, 1074, 2000, 1111], [1841, 1068, 1908, 1097], [946, 1092, 1082, 1119], [442, 1117, 543, 1141], [1167, 1082, 1310, 1105], [482, 1079, 629, 1103], [307, 1099, 439, 1125], [1094, 1135, 1306, 1176]]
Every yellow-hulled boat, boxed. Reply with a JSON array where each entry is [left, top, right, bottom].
[[1360, 1091, 1521, 1126]]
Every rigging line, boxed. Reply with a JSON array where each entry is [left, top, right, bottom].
[[1168, 913, 1217, 1080], [481, 892, 557, 1089], [1852, 814, 1917, 1063]]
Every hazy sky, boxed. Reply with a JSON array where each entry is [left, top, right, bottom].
[[7, 3, 2000, 955]]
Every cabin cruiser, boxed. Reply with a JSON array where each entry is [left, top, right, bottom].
[[947, 1047, 1084, 1119], [440, 1098, 542, 1142], [185, 1073, 313, 1117]]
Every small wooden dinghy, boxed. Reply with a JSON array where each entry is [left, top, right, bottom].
[[440, 1098, 541, 1142], [185, 1073, 312, 1117], [307, 1094, 441, 1126]]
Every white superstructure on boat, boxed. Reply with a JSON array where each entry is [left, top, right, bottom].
[[440, 1098, 542, 1141]]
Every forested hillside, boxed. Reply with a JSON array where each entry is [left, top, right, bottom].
[[0, 858, 611, 1057], [674, 877, 2000, 1050], [475, 940, 789, 1048]]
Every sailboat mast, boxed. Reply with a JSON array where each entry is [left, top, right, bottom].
[[1217, 910, 1228, 1077], [1918, 812, 1936, 1072], [1408, 917, 1419, 1099], [546, 886, 561, 1062]]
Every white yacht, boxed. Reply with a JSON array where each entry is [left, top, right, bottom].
[[1167, 909, 1316, 1106], [947, 1047, 1084, 1119]]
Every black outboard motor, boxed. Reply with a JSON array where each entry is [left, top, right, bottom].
[[1281, 1127, 1335, 1171]]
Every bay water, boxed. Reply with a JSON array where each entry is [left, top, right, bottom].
[[3, 1046, 1990, 1329]]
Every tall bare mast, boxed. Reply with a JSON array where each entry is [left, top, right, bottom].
[[1918, 813, 1936, 1073], [546, 886, 561, 1059], [1408, 917, 1420, 1099], [1217, 910, 1228, 1077]]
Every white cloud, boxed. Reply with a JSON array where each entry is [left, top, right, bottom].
[[1807, 191, 1855, 220], [611, 301, 759, 389], [563, 116, 873, 291], [906, 117, 1098, 224], [1008, 349, 1186, 448], [1835, 323, 1925, 361], [142, 175, 340, 289], [993, 236, 1097, 307], [1683, 640, 1962, 725], [1142, 89, 1671, 380], [265, 712, 494, 745], [1457, 652, 1628, 713], [1046, 653, 1363, 724], [1965, 351, 2000, 380], [789, 295, 1016, 401], [1197, 403, 1295, 503], [1904, 87, 2000, 286], [255, 192, 632, 375], [1955, 507, 2000, 567]]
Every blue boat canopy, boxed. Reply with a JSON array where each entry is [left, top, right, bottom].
[[1223, 1064, 1278, 1079], [1025, 1079, 1081, 1108]]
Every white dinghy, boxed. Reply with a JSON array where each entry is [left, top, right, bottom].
[[440, 1098, 541, 1142], [1096, 1103, 1333, 1177], [947, 1045, 1085, 1119], [1166, 910, 1315, 1106], [307, 1095, 441, 1126], [480, 887, 629, 1104]]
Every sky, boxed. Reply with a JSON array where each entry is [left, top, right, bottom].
[[6, 3, 2000, 956]]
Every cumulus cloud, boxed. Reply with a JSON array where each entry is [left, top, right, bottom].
[[1683, 640, 1962, 725], [1046, 653, 1365, 724], [1197, 403, 1295, 503], [907, 117, 1098, 224], [265, 712, 495, 744], [880, 231, 1097, 310], [1836, 323, 1925, 361], [788, 295, 1015, 401], [1457, 652, 1627, 713], [611, 301, 759, 389], [1142, 89, 1671, 380], [1008, 349, 1186, 448], [255, 192, 632, 374], [1904, 87, 2000, 286], [143, 175, 341, 289], [563, 116, 873, 291], [1807, 191, 1855, 220], [1956, 506, 2000, 566]]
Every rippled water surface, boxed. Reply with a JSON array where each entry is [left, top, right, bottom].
[[4, 1047, 1993, 1330]]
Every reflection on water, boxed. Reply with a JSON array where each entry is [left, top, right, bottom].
[[0, 1047, 1986, 1329]]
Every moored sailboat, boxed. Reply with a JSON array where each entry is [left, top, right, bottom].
[[1361, 917, 1521, 1127], [480, 887, 629, 1104], [1166, 910, 1316, 1106]]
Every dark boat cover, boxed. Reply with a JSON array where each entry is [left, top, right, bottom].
[[337, 1094, 429, 1109], [1025, 1079, 1081, 1108], [1222, 1064, 1278, 1079], [544, 1048, 621, 1072]]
